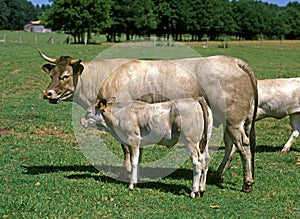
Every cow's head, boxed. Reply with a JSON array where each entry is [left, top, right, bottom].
[[38, 49, 84, 104]]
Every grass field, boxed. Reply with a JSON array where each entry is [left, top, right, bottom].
[[0, 35, 299, 218]]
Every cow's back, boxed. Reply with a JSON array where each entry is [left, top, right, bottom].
[[257, 78, 300, 120], [98, 59, 205, 103], [174, 56, 257, 127]]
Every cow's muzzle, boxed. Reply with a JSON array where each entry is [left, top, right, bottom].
[[43, 90, 59, 104]]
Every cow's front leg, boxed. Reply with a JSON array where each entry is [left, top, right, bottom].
[[128, 145, 139, 190], [282, 130, 299, 152]]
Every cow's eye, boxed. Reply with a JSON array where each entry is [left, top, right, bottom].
[[61, 75, 70, 80]]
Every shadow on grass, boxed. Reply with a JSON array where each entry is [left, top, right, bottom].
[[256, 145, 300, 153], [22, 164, 223, 196], [216, 145, 300, 153]]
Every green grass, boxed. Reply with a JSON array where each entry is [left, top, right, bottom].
[[0, 35, 300, 218]]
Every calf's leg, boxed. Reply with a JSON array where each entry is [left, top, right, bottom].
[[190, 150, 201, 198], [199, 147, 210, 196], [282, 114, 300, 152], [122, 144, 131, 172], [128, 146, 140, 190]]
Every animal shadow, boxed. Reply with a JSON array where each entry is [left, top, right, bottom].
[[22, 164, 220, 196], [256, 145, 300, 153]]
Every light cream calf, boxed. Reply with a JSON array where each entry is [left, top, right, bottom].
[[81, 97, 213, 198]]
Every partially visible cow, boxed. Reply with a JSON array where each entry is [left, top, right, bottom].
[[81, 97, 213, 198], [257, 78, 300, 152], [39, 50, 257, 192]]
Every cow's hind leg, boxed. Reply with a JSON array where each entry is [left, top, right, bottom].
[[217, 131, 237, 183], [217, 126, 254, 192]]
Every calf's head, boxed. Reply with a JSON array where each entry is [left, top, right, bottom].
[[80, 98, 114, 130], [38, 49, 84, 104]]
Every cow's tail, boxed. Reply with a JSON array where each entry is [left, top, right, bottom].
[[197, 96, 210, 154], [237, 59, 258, 176]]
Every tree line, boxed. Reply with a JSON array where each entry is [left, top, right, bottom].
[[0, 0, 50, 30], [1, 0, 300, 43]]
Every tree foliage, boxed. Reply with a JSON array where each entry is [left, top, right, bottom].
[[0, 0, 38, 30], [1, 0, 300, 42], [45, 0, 111, 43]]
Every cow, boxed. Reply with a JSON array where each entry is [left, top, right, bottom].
[[38, 50, 258, 192], [80, 97, 213, 198], [256, 78, 300, 152]]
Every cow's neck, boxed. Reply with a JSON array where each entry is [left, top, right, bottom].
[[72, 59, 133, 110], [73, 71, 100, 110]]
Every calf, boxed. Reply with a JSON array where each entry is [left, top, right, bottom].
[[256, 78, 300, 152], [81, 97, 213, 198]]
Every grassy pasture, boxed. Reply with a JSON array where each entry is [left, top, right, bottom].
[[0, 36, 299, 218]]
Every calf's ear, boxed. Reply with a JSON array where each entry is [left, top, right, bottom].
[[94, 99, 107, 111], [100, 99, 107, 111], [72, 62, 84, 75], [42, 64, 55, 74]]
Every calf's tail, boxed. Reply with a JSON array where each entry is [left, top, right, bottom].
[[197, 96, 210, 153]]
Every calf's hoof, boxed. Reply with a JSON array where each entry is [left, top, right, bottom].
[[190, 192, 198, 199], [190, 191, 205, 199], [128, 184, 135, 190]]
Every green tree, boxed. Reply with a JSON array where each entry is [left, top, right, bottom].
[[0, 0, 37, 30], [284, 2, 300, 39], [0, 0, 10, 29], [108, 0, 156, 41], [46, 0, 111, 43], [154, 0, 174, 40]]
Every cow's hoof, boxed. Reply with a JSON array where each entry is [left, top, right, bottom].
[[200, 191, 205, 198], [281, 148, 289, 153], [241, 184, 252, 193], [215, 174, 224, 183]]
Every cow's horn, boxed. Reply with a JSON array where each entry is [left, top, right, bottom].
[[38, 49, 57, 63], [70, 59, 82, 65]]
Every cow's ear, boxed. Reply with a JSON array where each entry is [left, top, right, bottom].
[[42, 64, 55, 74]]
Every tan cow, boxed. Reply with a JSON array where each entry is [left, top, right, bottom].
[[257, 78, 300, 152], [81, 97, 213, 198], [39, 50, 257, 192]]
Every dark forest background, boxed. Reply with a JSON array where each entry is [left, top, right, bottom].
[[1, 0, 300, 43]]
